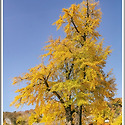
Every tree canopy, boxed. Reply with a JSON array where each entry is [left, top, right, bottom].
[[10, 0, 117, 125]]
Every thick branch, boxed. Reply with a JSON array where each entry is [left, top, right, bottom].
[[87, 0, 89, 18], [41, 77, 65, 104], [67, 63, 74, 79], [71, 17, 80, 34], [52, 91, 64, 104], [70, 0, 90, 43], [71, 17, 86, 43], [65, 58, 75, 80]]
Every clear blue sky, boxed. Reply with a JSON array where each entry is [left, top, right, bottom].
[[3, 0, 122, 112]]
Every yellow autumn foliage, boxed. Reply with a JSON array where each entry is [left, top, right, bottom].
[[10, 0, 117, 124]]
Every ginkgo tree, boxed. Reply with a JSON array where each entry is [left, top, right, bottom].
[[10, 0, 117, 125]]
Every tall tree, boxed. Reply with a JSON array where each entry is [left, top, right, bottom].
[[10, 0, 117, 124]]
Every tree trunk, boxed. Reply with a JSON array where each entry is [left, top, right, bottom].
[[65, 105, 74, 125], [79, 105, 82, 125]]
